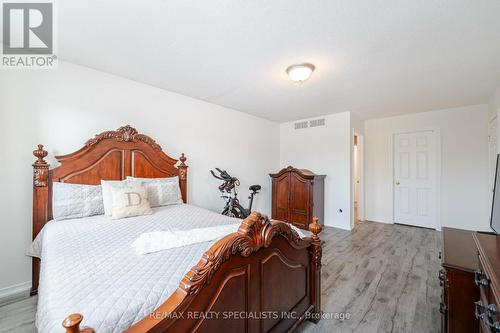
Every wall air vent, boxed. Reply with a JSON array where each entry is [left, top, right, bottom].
[[294, 121, 309, 130], [309, 118, 326, 127]]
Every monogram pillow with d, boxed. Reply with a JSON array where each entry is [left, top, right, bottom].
[[110, 185, 152, 220]]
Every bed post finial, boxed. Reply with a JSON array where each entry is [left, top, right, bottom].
[[179, 153, 187, 166], [309, 217, 322, 242], [33, 144, 48, 164], [33, 144, 49, 187], [308, 217, 323, 323], [178, 153, 188, 203], [62, 313, 95, 333]]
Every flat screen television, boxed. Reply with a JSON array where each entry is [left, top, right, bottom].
[[491, 154, 500, 235]]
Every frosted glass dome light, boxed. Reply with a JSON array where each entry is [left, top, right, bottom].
[[286, 63, 315, 82]]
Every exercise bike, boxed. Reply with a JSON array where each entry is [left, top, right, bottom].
[[210, 168, 261, 219]]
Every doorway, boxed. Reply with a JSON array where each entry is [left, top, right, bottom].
[[353, 133, 364, 225], [393, 130, 439, 229]]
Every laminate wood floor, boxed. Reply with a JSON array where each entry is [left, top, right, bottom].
[[299, 221, 442, 333], [0, 221, 441, 333]]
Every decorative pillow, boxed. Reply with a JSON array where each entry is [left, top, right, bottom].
[[110, 185, 152, 219], [52, 182, 104, 221], [126, 176, 183, 207], [101, 179, 129, 216]]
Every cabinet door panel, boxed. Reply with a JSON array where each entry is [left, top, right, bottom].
[[273, 174, 289, 221], [289, 173, 310, 228]]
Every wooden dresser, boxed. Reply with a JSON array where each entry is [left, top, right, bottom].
[[473, 232, 500, 333], [269, 166, 325, 230], [441, 227, 479, 333]]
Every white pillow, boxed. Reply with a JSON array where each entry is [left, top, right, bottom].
[[126, 176, 182, 207], [52, 182, 104, 220], [110, 184, 152, 219], [101, 179, 129, 216]]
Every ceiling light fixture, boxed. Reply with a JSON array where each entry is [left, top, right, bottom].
[[286, 63, 315, 83]]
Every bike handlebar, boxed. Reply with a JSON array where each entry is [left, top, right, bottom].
[[211, 168, 239, 182], [211, 168, 243, 194], [215, 168, 231, 179], [210, 170, 225, 180]]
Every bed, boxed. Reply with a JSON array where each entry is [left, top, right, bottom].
[[30, 125, 323, 333]]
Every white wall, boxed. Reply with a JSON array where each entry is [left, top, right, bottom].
[[280, 112, 352, 230], [1, 61, 494, 294], [0, 61, 279, 292], [365, 104, 490, 231], [0, 84, 38, 297], [489, 87, 500, 116]]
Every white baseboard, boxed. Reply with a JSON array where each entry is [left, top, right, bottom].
[[365, 217, 393, 224], [326, 224, 352, 231], [0, 281, 31, 301]]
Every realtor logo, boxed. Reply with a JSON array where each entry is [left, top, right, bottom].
[[1, 1, 57, 68]]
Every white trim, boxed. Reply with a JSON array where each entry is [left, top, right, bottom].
[[350, 128, 355, 229], [390, 127, 442, 231], [333, 224, 354, 231], [0, 281, 31, 301], [359, 135, 365, 222], [365, 218, 393, 224]]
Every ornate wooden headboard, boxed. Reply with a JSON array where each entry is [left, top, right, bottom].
[[31, 125, 188, 294]]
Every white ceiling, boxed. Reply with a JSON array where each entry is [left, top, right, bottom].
[[56, 0, 500, 122]]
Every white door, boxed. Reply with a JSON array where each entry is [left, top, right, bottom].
[[394, 131, 437, 229]]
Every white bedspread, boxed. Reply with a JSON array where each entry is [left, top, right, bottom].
[[35, 204, 241, 333], [131, 224, 239, 255], [131, 220, 305, 255]]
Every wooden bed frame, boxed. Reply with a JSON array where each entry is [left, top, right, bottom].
[[31, 125, 323, 333]]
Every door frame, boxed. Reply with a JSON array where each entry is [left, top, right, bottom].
[[390, 127, 442, 230]]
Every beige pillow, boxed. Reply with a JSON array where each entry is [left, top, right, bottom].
[[110, 185, 152, 219], [101, 179, 128, 216]]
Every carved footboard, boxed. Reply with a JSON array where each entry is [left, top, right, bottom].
[[63, 212, 323, 333]]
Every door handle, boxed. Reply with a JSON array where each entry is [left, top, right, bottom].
[[395, 181, 400, 186]]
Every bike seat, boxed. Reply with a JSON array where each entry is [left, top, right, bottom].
[[249, 185, 261, 192]]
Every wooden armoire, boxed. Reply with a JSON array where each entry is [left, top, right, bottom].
[[270, 166, 325, 230]]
